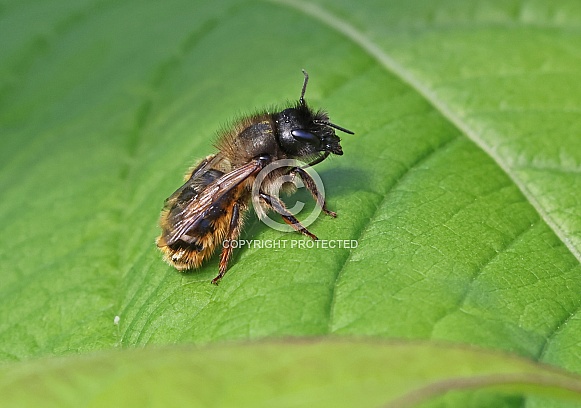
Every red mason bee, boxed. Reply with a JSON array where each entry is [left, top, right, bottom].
[[157, 71, 353, 284]]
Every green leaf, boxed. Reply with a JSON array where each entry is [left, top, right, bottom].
[[2, 340, 581, 408], [1, 0, 581, 406]]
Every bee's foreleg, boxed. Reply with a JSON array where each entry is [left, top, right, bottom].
[[290, 167, 336, 217]]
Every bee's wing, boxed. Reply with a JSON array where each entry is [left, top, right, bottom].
[[162, 154, 224, 204], [158, 158, 263, 247]]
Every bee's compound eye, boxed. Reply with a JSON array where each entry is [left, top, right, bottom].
[[291, 129, 320, 147]]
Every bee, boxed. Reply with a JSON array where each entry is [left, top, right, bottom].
[[156, 70, 353, 284]]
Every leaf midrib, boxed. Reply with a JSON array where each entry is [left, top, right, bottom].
[[268, 0, 581, 265]]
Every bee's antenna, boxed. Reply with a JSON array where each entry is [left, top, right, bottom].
[[300, 69, 309, 106], [314, 120, 354, 135]]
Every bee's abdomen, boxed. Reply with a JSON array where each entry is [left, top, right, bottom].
[[157, 191, 239, 271]]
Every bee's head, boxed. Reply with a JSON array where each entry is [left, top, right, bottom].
[[275, 70, 353, 164]]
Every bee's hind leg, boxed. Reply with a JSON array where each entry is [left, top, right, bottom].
[[212, 202, 243, 285]]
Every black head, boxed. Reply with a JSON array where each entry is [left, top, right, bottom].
[[275, 70, 353, 166]]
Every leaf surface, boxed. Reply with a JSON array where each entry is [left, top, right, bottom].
[[1, 1, 580, 406]]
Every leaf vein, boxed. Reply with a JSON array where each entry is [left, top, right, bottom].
[[429, 216, 540, 336], [327, 135, 461, 333], [269, 0, 581, 264]]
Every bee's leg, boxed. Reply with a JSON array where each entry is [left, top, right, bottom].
[[212, 202, 243, 285], [259, 192, 318, 240], [290, 167, 336, 217]]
